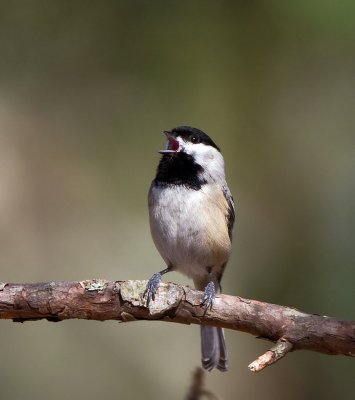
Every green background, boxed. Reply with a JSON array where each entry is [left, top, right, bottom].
[[0, 1, 354, 399]]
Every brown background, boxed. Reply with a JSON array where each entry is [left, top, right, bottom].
[[0, 1, 354, 399]]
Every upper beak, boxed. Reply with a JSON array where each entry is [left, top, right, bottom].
[[159, 130, 180, 154]]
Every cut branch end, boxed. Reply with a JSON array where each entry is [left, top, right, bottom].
[[248, 338, 293, 372]]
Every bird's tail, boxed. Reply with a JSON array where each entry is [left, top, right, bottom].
[[200, 325, 228, 372]]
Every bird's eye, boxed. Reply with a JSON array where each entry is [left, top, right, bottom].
[[190, 136, 199, 144]]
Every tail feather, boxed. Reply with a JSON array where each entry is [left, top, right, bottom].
[[200, 325, 228, 372]]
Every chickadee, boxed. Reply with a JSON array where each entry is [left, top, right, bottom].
[[144, 126, 235, 372]]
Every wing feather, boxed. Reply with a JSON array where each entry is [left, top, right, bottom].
[[222, 185, 235, 241]]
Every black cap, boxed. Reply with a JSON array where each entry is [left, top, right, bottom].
[[168, 126, 220, 152]]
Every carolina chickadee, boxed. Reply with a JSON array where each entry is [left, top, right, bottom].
[[144, 126, 235, 372]]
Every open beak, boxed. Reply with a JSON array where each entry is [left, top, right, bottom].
[[159, 131, 180, 154]]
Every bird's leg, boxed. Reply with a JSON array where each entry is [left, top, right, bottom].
[[143, 267, 171, 306], [201, 267, 216, 310]]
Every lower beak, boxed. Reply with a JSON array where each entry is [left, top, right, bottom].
[[159, 131, 180, 154]]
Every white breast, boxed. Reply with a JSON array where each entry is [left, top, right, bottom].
[[148, 183, 231, 282]]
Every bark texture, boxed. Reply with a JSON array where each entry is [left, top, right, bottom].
[[0, 280, 354, 371]]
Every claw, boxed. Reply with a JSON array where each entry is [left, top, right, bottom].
[[201, 281, 215, 310], [143, 272, 162, 306]]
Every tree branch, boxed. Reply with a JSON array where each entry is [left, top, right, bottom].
[[0, 279, 354, 371]]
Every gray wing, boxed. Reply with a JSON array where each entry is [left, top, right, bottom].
[[222, 185, 235, 241]]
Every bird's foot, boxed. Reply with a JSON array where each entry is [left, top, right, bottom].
[[143, 272, 162, 306], [201, 281, 216, 310]]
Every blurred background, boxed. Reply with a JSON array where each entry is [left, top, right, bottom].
[[0, 1, 354, 399]]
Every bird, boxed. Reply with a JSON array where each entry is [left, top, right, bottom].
[[144, 126, 235, 372]]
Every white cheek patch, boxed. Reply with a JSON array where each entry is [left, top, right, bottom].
[[178, 141, 226, 183], [184, 142, 210, 161]]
